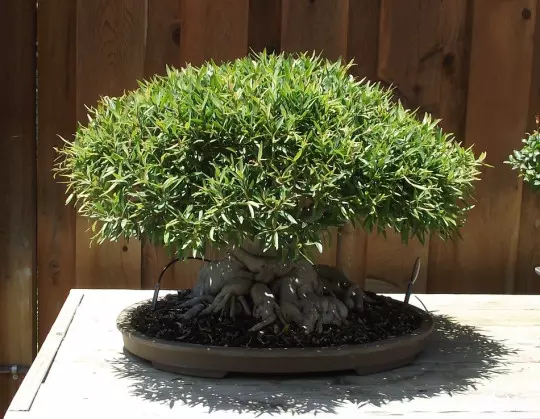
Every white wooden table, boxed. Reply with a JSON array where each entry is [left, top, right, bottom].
[[5, 290, 540, 418]]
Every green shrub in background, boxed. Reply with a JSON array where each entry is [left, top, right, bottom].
[[507, 130, 540, 190], [53, 52, 485, 261]]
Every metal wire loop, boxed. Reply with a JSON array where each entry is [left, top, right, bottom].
[[151, 256, 212, 310]]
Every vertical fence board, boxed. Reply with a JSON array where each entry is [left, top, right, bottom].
[[249, 0, 281, 53], [144, 0, 181, 76], [170, 0, 250, 288], [427, 1, 476, 292], [371, 0, 471, 292], [372, 0, 443, 291], [75, 0, 146, 289], [141, 0, 182, 290], [438, 0, 537, 293], [336, 0, 381, 285], [512, 1, 540, 295], [347, 0, 380, 79], [281, 0, 349, 267], [281, 0, 349, 61], [36, 0, 77, 346], [0, 0, 36, 414], [179, 0, 249, 67]]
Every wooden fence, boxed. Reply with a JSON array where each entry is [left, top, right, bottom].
[[1, 0, 539, 415]]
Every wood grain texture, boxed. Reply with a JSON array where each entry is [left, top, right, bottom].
[[281, 0, 349, 267], [435, 0, 537, 293], [347, 0, 381, 79], [37, 0, 77, 346], [427, 0, 474, 292], [337, 0, 381, 284], [75, 0, 145, 289], [281, 0, 349, 62], [179, 0, 249, 67], [144, 0, 181, 76], [168, 0, 250, 288], [0, 0, 36, 415], [8, 291, 83, 413], [248, 0, 281, 53], [141, 0, 182, 290], [514, 1, 540, 295], [8, 290, 540, 418], [371, 0, 472, 292], [336, 222, 367, 285]]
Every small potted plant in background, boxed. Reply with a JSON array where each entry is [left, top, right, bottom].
[[53, 52, 485, 377], [507, 116, 540, 276]]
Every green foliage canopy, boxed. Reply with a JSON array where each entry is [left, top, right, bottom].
[[508, 130, 540, 190], [54, 52, 485, 260]]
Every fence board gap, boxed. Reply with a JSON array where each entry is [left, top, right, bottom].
[[249, 0, 282, 54]]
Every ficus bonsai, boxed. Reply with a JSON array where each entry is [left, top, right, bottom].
[[53, 52, 485, 334]]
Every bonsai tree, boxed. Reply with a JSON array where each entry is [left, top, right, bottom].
[[54, 52, 484, 335], [507, 126, 540, 190], [507, 121, 540, 276]]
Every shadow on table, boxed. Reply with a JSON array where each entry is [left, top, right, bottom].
[[108, 313, 517, 415]]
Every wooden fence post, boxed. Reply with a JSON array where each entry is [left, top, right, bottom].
[[0, 0, 36, 414]]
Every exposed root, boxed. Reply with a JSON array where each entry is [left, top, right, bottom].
[[249, 283, 285, 332], [179, 245, 371, 333], [315, 264, 375, 311], [200, 275, 253, 316], [178, 295, 212, 309], [183, 303, 206, 320]]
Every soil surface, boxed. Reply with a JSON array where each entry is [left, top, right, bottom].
[[124, 290, 428, 348]]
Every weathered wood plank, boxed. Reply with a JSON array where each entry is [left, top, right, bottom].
[[434, 0, 537, 293], [144, 0, 182, 76], [167, 0, 249, 289], [427, 0, 475, 292], [371, 0, 441, 292], [179, 0, 249, 67], [75, 0, 145, 289], [140, 0, 182, 290], [372, 0, 472, 293], [347, 0, 381, 79], [0, 0, 36, 415], [281, 0, 349, 62], [281, 0, 349, 267], [13, 290, 540, 418], [336, 222, 368, 285], [36, 0, 78, 347], [515, 2, 540, 294], [248, 0, 281, 54], [8, 291, 83, 412], [334, 0, 381, 285]]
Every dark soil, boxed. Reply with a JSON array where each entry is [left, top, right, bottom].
[[124, 290, 428, 349]]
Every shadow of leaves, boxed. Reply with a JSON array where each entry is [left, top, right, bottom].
[[107, 314, 517, 415]]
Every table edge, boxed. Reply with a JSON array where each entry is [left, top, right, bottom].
[[7, 290, 85, 413]]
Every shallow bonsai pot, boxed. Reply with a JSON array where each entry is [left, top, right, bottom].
[[116, 298, 435, 378]]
